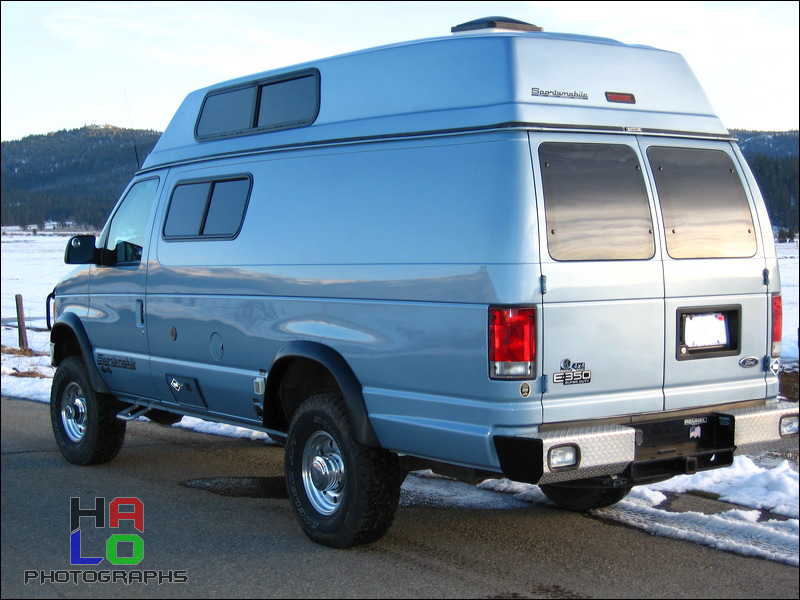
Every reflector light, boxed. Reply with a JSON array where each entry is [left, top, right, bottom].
[[549, 445, 579, 469], [771, 293, 782, 358], [605, 92, 636, 104], [489, 307, 536, 379], [780, 415, 798, 437]]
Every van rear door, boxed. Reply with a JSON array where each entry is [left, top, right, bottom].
[[640, 138, 772, 410], [530, 134, 665, 423]]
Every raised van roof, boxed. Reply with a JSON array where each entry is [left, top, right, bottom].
[[143, 17, 729, 170]]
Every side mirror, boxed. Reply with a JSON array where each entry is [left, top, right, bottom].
[[64, 235, 98, 264]]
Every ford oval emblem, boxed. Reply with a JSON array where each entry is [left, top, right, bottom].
[[738, 356, 759, 368]]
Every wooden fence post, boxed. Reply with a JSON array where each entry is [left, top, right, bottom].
[[15, 294, 29, 350]]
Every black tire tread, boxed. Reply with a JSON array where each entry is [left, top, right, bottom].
[[286, 393, 403, 548], [50, 356, 126, 465]]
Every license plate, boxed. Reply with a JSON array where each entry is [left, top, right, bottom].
[[684, 312, 728, 349]]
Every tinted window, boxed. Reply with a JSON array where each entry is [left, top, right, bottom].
[[648, 147, 756, 258], [196, 69, 319, 139], [202, 179, 251, 236], [540, 143, 654, 261], [164, 177, 251, 239], [163, 182, 210, 237], [196, 87, 256, 138], [257, 75, 319, 129]]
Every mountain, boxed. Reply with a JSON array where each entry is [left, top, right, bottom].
[[731, 129, 799, 159], [1, 125, 798, 231], [1, 125, 160, 229]]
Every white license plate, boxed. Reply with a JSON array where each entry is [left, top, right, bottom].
[[684, 312, 728, 348]]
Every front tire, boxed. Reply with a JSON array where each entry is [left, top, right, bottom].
[[50, 356, 126, 465], [285, 393, 404, 548]]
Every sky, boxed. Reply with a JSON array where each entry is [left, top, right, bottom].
[[1, 232, 799, 567], [1, 0, 799, 142]]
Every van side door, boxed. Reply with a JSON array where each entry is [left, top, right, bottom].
[[530, 134, 665, 423], [145, 167, 255, 419], [87, 176, 162, 400]]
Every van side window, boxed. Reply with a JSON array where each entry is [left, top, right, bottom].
[[648, 147, 757, 259], [103, 178, 159, 264], [163, 177, 251, 239], [195, 87, 256, 139], [540, 143, 654, 261], [257, 74, 319, 129], [196, 69, 320, 139]]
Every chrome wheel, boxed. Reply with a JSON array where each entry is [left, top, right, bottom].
[[50, 356, 126, 465], [60, 381, 88, 442], [302, 431, 345, 515], [285, 393, 403, 547]]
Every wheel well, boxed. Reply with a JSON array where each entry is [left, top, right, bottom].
[[50, 316, 111, 395], [264, 346, 381, 448], [266, 357, 339, 432], [50, 323, 81, 365]]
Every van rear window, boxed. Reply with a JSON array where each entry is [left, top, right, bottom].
[[648, 147, 756, 259], [540, 143, 654, 261]]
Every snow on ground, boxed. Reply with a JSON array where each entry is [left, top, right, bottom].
[[2, 231, 798, 566]]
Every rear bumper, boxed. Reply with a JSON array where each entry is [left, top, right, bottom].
[[494, 401, 799, 486]]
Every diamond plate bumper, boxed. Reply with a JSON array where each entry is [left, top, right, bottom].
[[724, 400, 800, 455], [494, 401, 798, 485]]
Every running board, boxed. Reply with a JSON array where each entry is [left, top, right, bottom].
[[116, 405, 152, 421]]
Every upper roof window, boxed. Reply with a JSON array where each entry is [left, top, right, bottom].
[[196, 69, 320, 140]]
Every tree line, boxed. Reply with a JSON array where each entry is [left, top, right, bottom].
[[1, 126, 159, 229], [746, 154, 798, 236]]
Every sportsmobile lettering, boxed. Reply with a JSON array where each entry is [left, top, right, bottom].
[[531, 87, 589, 99], [96, 355, 136, 371]]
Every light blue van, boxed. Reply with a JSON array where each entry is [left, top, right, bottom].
[[48, 17, 798, 547]]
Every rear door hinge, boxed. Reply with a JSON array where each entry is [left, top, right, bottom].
[[763, 268, 770, 286], [540, 275, 547, 294]]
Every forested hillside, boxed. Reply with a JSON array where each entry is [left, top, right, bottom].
[[1, 125, 798, 232], [732, 130, 799, 235], [1, 126, 159, 228]]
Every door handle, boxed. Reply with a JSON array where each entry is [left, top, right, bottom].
[[136, 299, 145, 331]]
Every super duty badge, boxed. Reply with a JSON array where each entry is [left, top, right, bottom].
[[553, 359, 591, 385]]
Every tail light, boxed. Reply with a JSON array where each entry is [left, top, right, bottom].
[[771, 293, 782, 358], [489, 307, 536, 379]]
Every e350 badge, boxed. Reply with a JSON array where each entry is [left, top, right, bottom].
[[553, 359, 591, 385]]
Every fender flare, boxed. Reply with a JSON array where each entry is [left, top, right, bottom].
[[268, 341, 380, 447], [50, 312, 111, 395]]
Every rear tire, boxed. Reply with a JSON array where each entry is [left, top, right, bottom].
[[50, 356, 126, 465], [285, 393, 404, 547], [540, 481, 631, 511]]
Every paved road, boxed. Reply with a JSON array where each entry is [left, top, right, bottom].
[[2, 395, 798, 599]]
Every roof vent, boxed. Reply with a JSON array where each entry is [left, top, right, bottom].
[[451, 17, 543, 34]]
